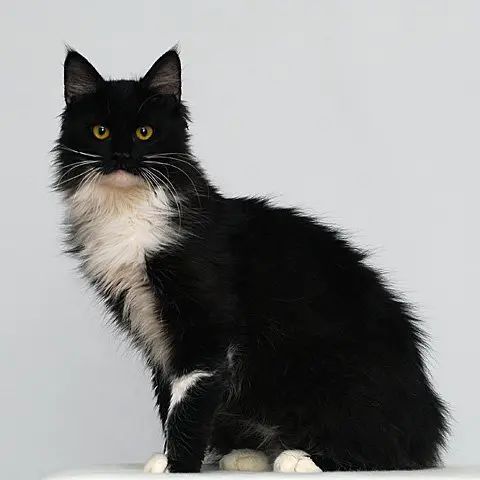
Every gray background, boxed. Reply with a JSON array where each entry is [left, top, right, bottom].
[[1, 1, 478, 479]]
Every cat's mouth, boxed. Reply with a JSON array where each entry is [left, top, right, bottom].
[[99, 169, 144, 189]]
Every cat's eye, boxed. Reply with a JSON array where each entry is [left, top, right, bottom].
[[92, 125, 110, 140], [135, 125, 154, 141]]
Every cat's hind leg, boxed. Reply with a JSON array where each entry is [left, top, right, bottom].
[[219, 449, 271, 472], [273, 450, 322, 473]]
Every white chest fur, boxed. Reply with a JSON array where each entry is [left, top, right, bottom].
[[67, 182, 178, 368]]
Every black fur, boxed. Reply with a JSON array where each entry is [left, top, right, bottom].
[[54, 48, 448, 472]]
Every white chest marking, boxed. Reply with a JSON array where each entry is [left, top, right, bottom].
[[67, 181, 180, 368]]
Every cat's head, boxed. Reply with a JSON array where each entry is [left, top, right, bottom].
[[53, 48, 202, 199]]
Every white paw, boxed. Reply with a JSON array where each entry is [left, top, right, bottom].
[[219, 449, 271, 472], [144, 453, 169, 473], [273, 450, 322, 473]]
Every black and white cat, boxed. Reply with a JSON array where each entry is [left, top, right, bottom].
[[53, 48, 448, 473]]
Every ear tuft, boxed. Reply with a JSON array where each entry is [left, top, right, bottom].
[[64, 49, 103, 104], [141, 48, 181, 99]]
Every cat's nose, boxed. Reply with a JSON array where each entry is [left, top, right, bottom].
[[112, 152, 130, 160], [112, 152, 132, 169]]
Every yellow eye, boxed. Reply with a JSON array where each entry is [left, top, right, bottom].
[[92, 125, 110, 140], [135, 125, 153, 141]]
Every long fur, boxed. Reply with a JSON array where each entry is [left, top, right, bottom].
[[54, 48, 448, 473]]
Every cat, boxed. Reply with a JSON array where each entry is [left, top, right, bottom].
[[53, 47, 448, 473]]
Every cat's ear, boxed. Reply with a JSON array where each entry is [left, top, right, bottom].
[[64, 49, 104, 105], [141, 48, 181, 100]]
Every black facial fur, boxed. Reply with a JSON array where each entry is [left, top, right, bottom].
[[54, 48, 448, 473], [54, 48, 197, 195]]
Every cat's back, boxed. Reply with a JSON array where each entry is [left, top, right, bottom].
[[223, 196, 365, 275], [220, 196, 413, 342]]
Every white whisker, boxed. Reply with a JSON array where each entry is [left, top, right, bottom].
[[143, 160, 202, 206], [142, 167, 183, 228], [144, 152, 196, 159], [56, 144, 103, 158], [142, 152, 209, 201], [55, 160, 100, 183], [55, 166, 98, 188], [77, 168, 102, 192], [142, 156, 203, 177], [143, 153, 203, 175]]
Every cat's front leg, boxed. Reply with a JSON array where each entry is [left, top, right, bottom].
[[151, 368, 171, 432], [165, 368, 223, 472], [144, 369, 171, 473]]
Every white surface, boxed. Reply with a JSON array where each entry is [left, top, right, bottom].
[[1, 2, 479, 480], [44, 465, 480, 480]]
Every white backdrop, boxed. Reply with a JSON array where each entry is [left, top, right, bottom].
[[1, 1, 478, 479]]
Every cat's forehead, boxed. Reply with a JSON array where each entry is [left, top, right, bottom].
[[103, 79, 144, 113]]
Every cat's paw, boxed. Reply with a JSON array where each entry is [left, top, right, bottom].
[[273, 450, 322, 473], [144, 453, 169, 473], [219, 449, 270, 472]]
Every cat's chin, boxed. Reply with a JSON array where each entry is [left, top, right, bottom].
[[99, 170, 144, 189]]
